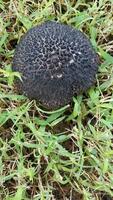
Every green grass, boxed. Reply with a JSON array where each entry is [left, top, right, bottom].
[[0, 0, 113, 199]]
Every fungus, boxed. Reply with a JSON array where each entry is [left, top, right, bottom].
[[12, 21, 99, 110]]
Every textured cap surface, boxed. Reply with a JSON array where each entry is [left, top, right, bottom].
[[12, 21, 99, 109]]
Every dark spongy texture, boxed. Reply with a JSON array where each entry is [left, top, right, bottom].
[[12, 21, 99, 110]]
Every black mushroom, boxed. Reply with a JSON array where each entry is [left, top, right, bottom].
[[12, 21, 99, 110]]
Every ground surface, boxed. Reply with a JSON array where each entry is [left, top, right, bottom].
[[0, 0, 113, 200]]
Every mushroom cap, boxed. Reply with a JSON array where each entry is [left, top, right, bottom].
[[12, 21, 99, 110]]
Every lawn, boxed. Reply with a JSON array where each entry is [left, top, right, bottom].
[[0, 0, 113, 199]]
